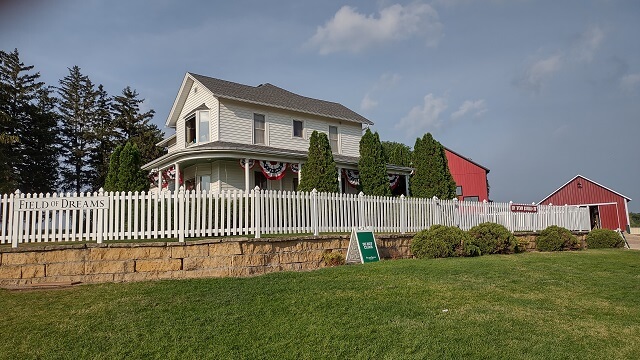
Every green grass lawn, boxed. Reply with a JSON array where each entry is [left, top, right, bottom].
[[1, 250, 639, 359]]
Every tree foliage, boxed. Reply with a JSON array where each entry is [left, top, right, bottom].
[[358, 129, 390, 196], [88, 84, 117, 191], [104, 142, 148, 192], [410, 133, 456, 199], [299, 131, 338, 193], [381, 141, 412, 167]]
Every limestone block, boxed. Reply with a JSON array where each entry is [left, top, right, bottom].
[[210, 242, 242, 255], [228, 267, 251, 277], [177, 268, 229, 279], [263, 253, 280, 265], [183, 256, 232, 271], [2, 251, 40, 265], [21, 264, 45, 278], [0, 265, 22, 279], [271, 241, 302, 252], [89, 247, 169, 261], [135, 259, 182, 272], [278, 252, 302, 264], [46, 262, 85, 276], [31, 275, 79, 284], [82, 273, 115, 284], [39, 249, 85, 263], [280, 263, 303, 272], [85, 260, 135, 275], [171, 245, 208, 259], [242, 242, 273, 254], [232, 254, 265, 267]]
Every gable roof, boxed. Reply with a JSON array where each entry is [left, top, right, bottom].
[[443, 146, 490, 173], [538, 174, 632, 204], [168, 73, 373, 126]]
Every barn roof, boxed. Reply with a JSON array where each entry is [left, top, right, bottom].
[[538, 174, 632, 204], [443, 146, 490, 173]]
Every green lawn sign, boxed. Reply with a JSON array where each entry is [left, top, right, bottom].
[[346, 227, 380, 264]]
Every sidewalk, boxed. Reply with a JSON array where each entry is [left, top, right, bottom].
[[625, 234, 640, 250]]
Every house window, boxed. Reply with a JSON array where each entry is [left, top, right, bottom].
[[185, 115, 196, 145], [464, 196, 480, 202], [456, 186, 463, 196], [254, 113, 265, 144], [329, 125, 338, 153], [255, 171, 267, 190], [198, 111, 210, 143], [199, 175, 211, 192], [293, 120, 303, 138]]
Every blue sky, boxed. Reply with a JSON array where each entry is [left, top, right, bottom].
[[1, 0, 639, 210]]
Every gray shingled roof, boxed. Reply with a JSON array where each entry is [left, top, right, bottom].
[[189, 73, 373, 125]]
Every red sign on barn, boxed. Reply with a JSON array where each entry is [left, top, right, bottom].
[[510, 204, 538, 213]]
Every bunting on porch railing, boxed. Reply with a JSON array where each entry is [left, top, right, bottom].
[[343, 169, 360, 187], [388, 174, 400, 190], [259, 161, 287, 180], [149, 170, 160, 188], [239, 158, 255, 170], [161, 165, 183, 189], [290, 163, 300, 174]]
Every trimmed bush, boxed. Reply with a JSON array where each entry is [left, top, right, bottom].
[[467, 222, 518, 255], [411, 225, 472, 259], [586, 229, 624, 249], [536, 225, 580, 252]]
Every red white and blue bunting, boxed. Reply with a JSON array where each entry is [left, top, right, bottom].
[[239, 159, 255, 169], [343, 169, 360, 187], [388, 174, 400, 190], [259, 161, 287, 180], [160, 165, 183, 189], [290, 163, 300, 174], [148, 170, 160, 188]]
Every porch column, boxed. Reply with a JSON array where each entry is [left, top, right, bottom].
[[157, 168, 162, 189], [337, 167, 343, 193], [405, 175, 410, 197], [298, 162, 303, 185], [174, 162, 180, 190], [244, 158, 250, 193]]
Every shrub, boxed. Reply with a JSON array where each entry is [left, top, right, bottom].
[[411, 225, 472, 259], [536, 225, 579, 252], [322, 251, 345, 266], [467, 222, 518, 255], [586, 229, 624, 249]]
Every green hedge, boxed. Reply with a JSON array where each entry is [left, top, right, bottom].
[[536, 225, 580, 252], [411, 225, 471, 259], [586, 229, 624, 249], [467, 222, 519, 255]]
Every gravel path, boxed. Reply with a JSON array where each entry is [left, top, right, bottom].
[[624, 234, 640, 250]]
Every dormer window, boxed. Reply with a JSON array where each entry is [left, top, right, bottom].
[[254, 113, 265, 144], [185, 110, 210, 146]]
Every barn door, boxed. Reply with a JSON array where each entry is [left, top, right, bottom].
[[598, 204, 620, 230]]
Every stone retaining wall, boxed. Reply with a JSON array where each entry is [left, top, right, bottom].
[[0, 232, 586, 286]]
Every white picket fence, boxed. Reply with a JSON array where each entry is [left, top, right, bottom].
[[0, 188, 590, 247]]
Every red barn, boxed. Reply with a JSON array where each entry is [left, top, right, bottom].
[[538, 175, 632, 232], [444, 147, 490, 202]]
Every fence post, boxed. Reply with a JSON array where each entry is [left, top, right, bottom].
[[400, 194, 406, 234], [9, 190, 19, 248], [254, 186, 261, 239], [97, 188, 104, 244], [358, 191, 365, 229], [564, 204, 569, 229], [178, 187, 185, 242], [312, 189, 318, 236]]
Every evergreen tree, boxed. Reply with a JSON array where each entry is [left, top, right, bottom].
[[88, 84, 117, 191], [104, 145, 122, 192], [0, 49, 57, 193], [382, 141, 412, 167], [410, 133, 457, 199], [115, 142, 149, 192], [299, 131, 338, 193], [358, 129, 391, 196], [112, 86, 164, 164], [57, 66, 97, 194]]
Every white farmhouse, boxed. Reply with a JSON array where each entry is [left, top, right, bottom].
[[142, 73, 411, 194]]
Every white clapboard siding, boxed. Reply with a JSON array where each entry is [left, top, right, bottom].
[[0, 189, 590, 247]]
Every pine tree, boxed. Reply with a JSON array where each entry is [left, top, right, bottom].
[[299, 131, 338, 193], [57, 66, 97, 194], [382, 141, 412, 167], [116, 142, 149, 192], [112, 86, 164, 164], [88, 84, 117, 191], [104, 145, 122, 192], [358, 129, 391, 196], [410, 133, 457, 199], [0, 49, 57, 194]]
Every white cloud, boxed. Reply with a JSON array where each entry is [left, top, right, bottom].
[[360, 93, 378, 111], [451, 99, 487, 120], [307, 3, 442, 55], [396, 94, 448, 136], [620, 73, 640, 92], [571, 26, 604, 63], [515, 54, 562, 93]]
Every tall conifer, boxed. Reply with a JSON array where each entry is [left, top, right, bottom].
[[299, 131, 338, 193], [358, 129, 391, 196], [410, 133, 457, 199]]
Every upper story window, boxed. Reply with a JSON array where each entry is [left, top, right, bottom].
[[185, 110, 210, 146], [456, 186, 463, 196], [329, 125, 338, 153], [254, 113, 265, 144], [293, 120, 303, 138]]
